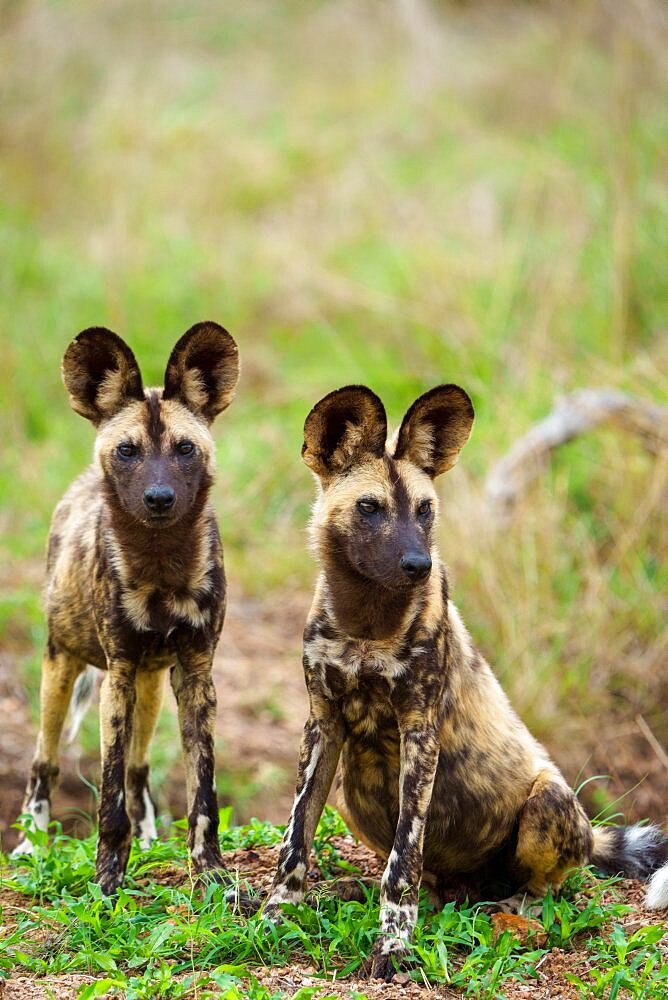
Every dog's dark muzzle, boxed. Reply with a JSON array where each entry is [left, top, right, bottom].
[[400, 551, 432, 582], [143, 485, 176, 515]]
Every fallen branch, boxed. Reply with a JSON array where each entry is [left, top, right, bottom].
[[635, 714, 668, 773], [485, 388, 668, 517]]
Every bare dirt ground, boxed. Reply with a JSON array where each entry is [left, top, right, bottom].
[[1, 838, 666, 1000]]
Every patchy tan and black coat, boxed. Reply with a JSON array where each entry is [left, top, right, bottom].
[[264, 384, 668, 980], [13, 322, 239, 894]]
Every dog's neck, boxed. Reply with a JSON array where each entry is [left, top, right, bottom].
[[318, 555, 426, 642], [101, 480, 214, 593]]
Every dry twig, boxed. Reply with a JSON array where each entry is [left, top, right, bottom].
[[485, 388, 667, 518]]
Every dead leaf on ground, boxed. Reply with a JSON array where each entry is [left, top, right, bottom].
[[491, 912, 548, 946]]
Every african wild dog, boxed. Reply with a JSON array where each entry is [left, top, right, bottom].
[[261, 384, 668, 980], [12, 322, 239, 894]]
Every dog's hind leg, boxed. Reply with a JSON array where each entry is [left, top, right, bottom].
[[501, 769, 593, 912], [126, 669, 166, 849], [12, 646, 84, 857]]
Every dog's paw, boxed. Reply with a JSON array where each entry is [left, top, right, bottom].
[[260, 901, 286, 926], [494, 892, 543, 918], [328, 876, 378, 903], [10, 838, 36, 859], [362, 939, 407, 981], [192, 846, 228, 875], [95, 842, 132, 897], [225, 886, 265, 916], [95, 866, 126, 897]]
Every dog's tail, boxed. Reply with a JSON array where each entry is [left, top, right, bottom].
[[66, 666, 97, 744], [592, 824, 668, 910]]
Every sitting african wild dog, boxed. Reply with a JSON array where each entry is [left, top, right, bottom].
[[12, 322, 240, 894], [263, 384, 668, 980]]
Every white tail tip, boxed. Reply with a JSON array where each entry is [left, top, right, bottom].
[[66, 666, 97, 744]]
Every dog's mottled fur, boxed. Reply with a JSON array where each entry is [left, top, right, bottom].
[[13, 322, 239, 893], [265, 384, 668, 980]]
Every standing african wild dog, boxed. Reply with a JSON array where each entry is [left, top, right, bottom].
[[263, 384, 668, 980], [12, 322, 239, 894]]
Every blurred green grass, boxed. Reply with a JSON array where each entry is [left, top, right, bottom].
[[0, 0, 666, 817]]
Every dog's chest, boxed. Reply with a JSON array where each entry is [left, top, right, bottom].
[[105, 529, 218, 636], [306, 633, 408, 709], [120, 583, 212, 634]]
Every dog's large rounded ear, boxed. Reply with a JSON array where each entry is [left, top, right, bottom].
[[62, 327, 144, 425], [394, 385, 474, 477], [302, 385, 387, 478], [163, 322, 239, 423]]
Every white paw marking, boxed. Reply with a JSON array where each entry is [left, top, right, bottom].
[[267, 890, 302, 906], [191, 814, 210, 860], [268, 888, 301, 905], [378, 899, 417, 953], [11, 837, 36, 858], [30, 799, 50, 831], [11, 799, 50, 857], [267, 867, 306, 907], [137, 788, 157, 850]]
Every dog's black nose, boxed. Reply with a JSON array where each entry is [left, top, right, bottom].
[[400, 552, 432, 581], [143, 485, 176, 514]]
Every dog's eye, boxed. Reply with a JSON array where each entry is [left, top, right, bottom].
[[117, 442, 139, 459], [176, 440, 195, 456], [417, 500, 432, 517], [357, 499, 380, 515]]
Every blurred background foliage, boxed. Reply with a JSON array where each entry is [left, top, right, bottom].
[[0, 0, 666, 826]]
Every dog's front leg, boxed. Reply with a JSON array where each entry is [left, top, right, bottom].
[[367, 724, 440, 980], [96, 660, 136, 894], [170, 654, 227, 876], [265, 695, 344, 917]]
